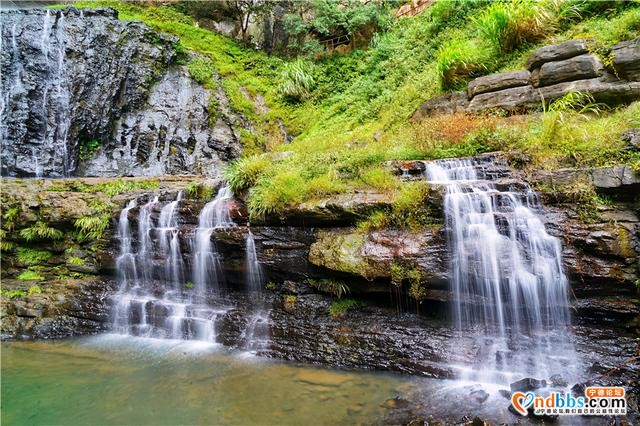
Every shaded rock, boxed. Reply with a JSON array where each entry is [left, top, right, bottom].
[[612, 36, 640, 81], [622, 128, 640, 150], [386, 160, 427, 178], [381, 397, 411, 409], [410, 91, 468, 120], [467, 85, 538, 113], [526, 39, 588, 70], [531, 54, 603, 87], [510, 378, 547, 392], [467, 70, 531, 98], [499, 389, 512, 399], [469, 389, 489, 404]]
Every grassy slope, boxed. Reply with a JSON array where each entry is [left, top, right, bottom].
[[63, 1, 640, 219]]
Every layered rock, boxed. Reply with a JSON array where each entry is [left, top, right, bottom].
[[412, 37, 640, 119], [0, 7, 241, 177]]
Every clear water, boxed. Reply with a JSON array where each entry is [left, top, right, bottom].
[[1, 336, 413, 426]]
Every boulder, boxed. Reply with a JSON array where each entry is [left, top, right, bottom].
[[510, 378, 547, 392], [612, 36, 640, 81], [531, 54, 603, 87], [410, 91, 468, 120], [467, 70, 531, 98], [308, 228, 447, 281], [467, 85, 538, 113], [622, 128, 640, 150], [526, 39, 588, 70]]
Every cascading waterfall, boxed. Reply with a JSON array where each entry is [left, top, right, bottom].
[[243, 230, 270, 352], [192, 185, 234, 296], [112, 192, 222, 342], [245, 231, 263, 293], [424, 157, 577, 383]]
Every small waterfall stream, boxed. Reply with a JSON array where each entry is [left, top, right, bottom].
[[243, 230, 269, 352], [113, 192, 223, 342], [424, 157, 578, 384]]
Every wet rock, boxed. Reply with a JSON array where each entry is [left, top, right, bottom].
[[381, 397, 411, 409], [531, 54, 603, 87], [498, 389, 512, 399], [549, 374, 568, 388], [467, 70, 531, 98], [612, 36, 640, 81], [526, 39, 589, 70], [469, 389, 489, 404], [0, 7, 240, 178], [510, 378, 547, 392]]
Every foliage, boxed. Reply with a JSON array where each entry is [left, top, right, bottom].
[[284, 295, 298, 305], [308, 279, 350, 298], [1, 289, 26, 298], [0, 229, 14, 252], [390, 263, 421, 289], [17, 270, 45, 281], [19, 222, 63, 242], [390, 181, 432, 230], [187, 56, 214, 85], [28, 285, 42, 295], [277, 59, 316, 102], [329, 298, 360, 319], [79, 139, 101, 160], [17, 248, 52, 265], [185, 182, 215, 199], [436, 38, 490, 89], [66, 256, 86, 266], [74, 214, 111, 240], [225, 156, 271, 193], [2, 206, 21, 230]]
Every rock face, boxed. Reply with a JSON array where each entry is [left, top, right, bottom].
[[412, 37, 640, 119], [0, 7, 240, 177]]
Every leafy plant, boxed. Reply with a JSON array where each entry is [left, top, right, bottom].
[[308, 279, 350, 298], [2, 206, 21, 230], [28, 285, 42, 295], [17, 270, 45, 281], [0, 229, 14, 252], [1, 289, 26, 298], [66, 256, 85, 266], [79, 139, 101, 160], [329, 298, 360, 319], [436, 38, 490, 89], [74, 214, 110, 240], [19, 222, 63, 242], [277, 59, 316, 101], [17, 248, 52, 265]]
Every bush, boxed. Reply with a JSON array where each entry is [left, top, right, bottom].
[[277, 59, 316, 101]]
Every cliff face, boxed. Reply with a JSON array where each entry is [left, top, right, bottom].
[[1, 7, 241, 177]]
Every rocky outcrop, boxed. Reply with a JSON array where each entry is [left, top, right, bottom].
[[0, 7, 241, 177], [412, 37, 640, 119]]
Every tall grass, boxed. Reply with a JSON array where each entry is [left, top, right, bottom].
[[277, 59, 316, 102]]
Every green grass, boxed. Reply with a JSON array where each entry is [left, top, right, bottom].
[[57, 0, 640, 221], [17, 270, 45, 281]]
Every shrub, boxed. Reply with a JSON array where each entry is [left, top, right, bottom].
[[19, 222, 63, 242], [17, 248, 52, 265], [66, 256, 86, 266], [277, 59, 316, 101]]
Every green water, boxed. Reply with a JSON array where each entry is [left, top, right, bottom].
[[1, 335, 417, 425]]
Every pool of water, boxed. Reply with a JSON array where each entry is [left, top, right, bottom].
[[1, 335, 416, 425]]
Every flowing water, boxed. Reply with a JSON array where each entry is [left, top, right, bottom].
[[424, 157, 578, 384], [113, 192, 222, 342]]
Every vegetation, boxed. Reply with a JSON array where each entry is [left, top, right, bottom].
[[17, 270, 45, 281], [74, 215, 110, 241], [60, 0, 640, 221], [78, 139, 101, 160], [19, 222, 63, 242], [66, 256, 86, 266], [329, 298, 361, 319], [17, 248, 52, 265], [308, 279, 350, 298], [1, 285, 43, 298]]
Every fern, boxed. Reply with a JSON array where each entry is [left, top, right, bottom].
[[74, 214, 110, 240], [19, 222, 63, 242], [309, 279, 350, 299]]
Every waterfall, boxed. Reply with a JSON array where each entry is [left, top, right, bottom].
[[52, 11, 72, 176], [245, 231, 263, 293], [192, 185, 234, 295], [112, 192, 223, 343], [424, 157, 576, 383]]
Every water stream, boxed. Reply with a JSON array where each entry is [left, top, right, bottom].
[[424, 157, 579, 384]]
